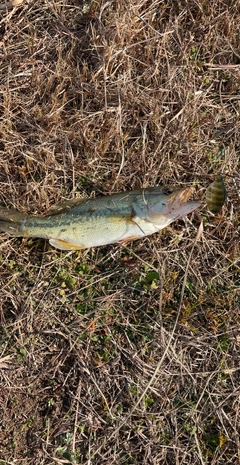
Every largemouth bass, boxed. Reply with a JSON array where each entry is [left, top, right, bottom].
[[0, 187, 200, 250]]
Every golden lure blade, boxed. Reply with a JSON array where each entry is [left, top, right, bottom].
[[206, 174, 227, 214], [0, 186, 200, 250]]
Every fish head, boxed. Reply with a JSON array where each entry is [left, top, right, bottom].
[[144, 186, 200, 226]]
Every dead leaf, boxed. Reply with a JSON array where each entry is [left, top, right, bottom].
[[0, 355, 13, 369]]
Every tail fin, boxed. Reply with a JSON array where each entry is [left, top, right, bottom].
[[0, 206, 28, 237]]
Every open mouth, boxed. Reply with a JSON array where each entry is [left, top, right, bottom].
[[168, 187, 194, 205]]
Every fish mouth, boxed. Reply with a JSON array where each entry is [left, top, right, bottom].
[[168, 187, 194, 205]]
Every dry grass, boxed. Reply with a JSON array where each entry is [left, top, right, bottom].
[[0, 0, 240, 464]]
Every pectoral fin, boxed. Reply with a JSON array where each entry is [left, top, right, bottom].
[[49, 238, 85, 251], [106, 213, 135, 223]]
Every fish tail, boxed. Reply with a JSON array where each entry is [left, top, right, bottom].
[[0, 206, 28, 237]]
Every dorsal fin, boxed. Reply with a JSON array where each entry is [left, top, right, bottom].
[[44, 198, 85, 216]]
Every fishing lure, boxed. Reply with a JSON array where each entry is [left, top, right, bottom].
[[206, 174, 227, 214]]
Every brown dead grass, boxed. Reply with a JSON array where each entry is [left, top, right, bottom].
[[0, 0, 240, 464]]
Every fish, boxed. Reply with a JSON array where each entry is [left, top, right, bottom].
[[0, 186, 200, 250], [206, 174, 227, 214]]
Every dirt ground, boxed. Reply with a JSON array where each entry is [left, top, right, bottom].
[[0, 0, 239, 464]]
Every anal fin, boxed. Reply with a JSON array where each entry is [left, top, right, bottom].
[[49, 238, 85, 251]]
